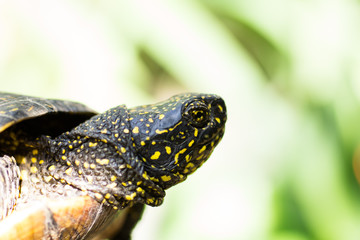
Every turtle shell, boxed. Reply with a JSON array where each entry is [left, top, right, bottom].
[[0, 92, 133, 240], [0, 92, 96, 135]]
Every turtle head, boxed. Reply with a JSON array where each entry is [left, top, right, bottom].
[[129, 93, 227, 190]]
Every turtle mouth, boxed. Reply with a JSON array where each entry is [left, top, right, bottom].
[[180, 126, 225, 176], [197, 125, 225, 150]]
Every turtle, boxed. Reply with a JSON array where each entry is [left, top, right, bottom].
[[0, 92, 227, 240]]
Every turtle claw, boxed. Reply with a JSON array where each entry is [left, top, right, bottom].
[[0, 155, 20, 220]]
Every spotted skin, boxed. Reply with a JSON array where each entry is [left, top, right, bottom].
[[0, 92, 227, 240]]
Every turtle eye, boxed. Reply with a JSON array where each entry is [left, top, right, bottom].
[[185, 102, 210, 127]]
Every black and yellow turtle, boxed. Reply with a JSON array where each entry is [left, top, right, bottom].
[[0, 92, 226, 240]]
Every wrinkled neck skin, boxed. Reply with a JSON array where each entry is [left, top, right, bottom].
[[23, 105, 166, 209]]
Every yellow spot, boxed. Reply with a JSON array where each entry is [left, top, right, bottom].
[[199, 146, 206, 154], [95, 193, 103, 200], [111, 175, 117, 181], [188, 140, 194, 147], [87, 176, 93, 183], [30, 166, 38, 173], [155, 129, 168, 134], [101, 129, 108, 134], [89, 142, 97, 147], [136, 187, 144, 193], [96, 159, 110, 165], [121, 147, 126, 153], [148, 118, 153, 123], [39, 160, 44, 165], [90, 163, 96, 169], [20, 157, 27, 164], [150, 151, 161, 160], [104, 193, 111, 199], [20, 170, 28, 180], [31, 157, 37, 163], [159, 114, 165, 120], [44, 176, 52, 182], [147, 198, 154, 204], [123, 128, 130, 133], [27, 106, 34, 112], [69, 145, 73, 149], [32, 149, 38, 155], [169, 121, 182, 131], [174, 154, 179, 163], [48, 165, 56, 171], [132, 126, 139, 134], [114, 133, 119, 138], [165, 146, 172, 154], [196, 155, 204, 160], [194, 128, 198, 137], [152, 141, 156, 145], [161, 175, 171, 182], [180, 148, 187, 154], [140, 141, 145, 146], [215, 117, 221, 124], [83, 162, 89, 169], [186, 162, 195, 169], [185, 155, 190, 162], [218, 104, 223, 112], [61, 156, 67, 160], [174, 148, 187, 164], [122, 182, 127, 186], [65, 168, 73, 175], [179, 148, 187, 154], [125, 192, 137, 200], [142, 172, 149, 180], [31, 177, 40, 183], [75, 160, 80, 166]]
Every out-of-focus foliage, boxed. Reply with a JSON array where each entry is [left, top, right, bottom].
[[1, 0, 360, 239]]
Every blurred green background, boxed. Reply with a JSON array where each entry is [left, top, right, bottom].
[[1, 0, 360, 239]]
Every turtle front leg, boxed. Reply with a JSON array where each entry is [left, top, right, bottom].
[[110, 203, 145, 240], [0, 155, 20, 220], [91, 203, 145, 240]]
